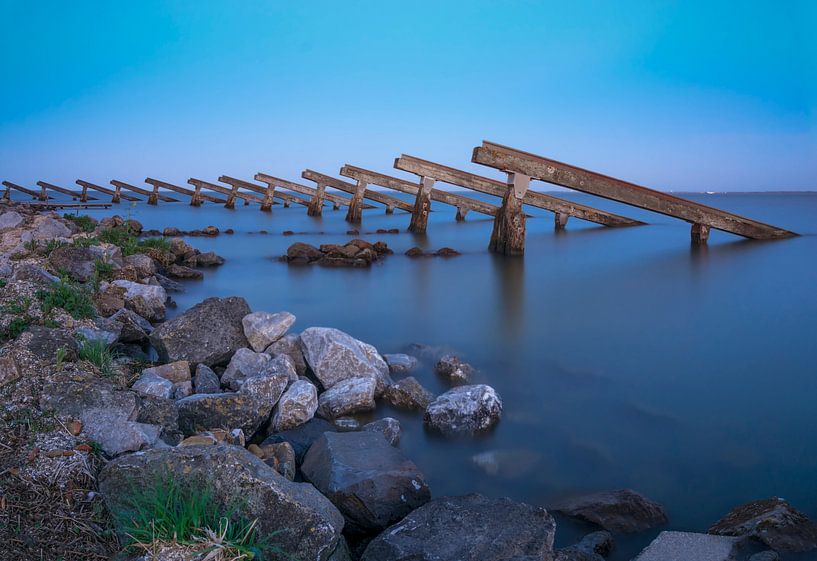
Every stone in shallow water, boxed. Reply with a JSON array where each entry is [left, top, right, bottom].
[[362, 417, 401, 446], [555, 531, 613, 561], [435, 354, 475, 384], [317, 377, 376, 419], [552, 488, 668, 534], [384, 376, 434, 411], [634, 531, 742, 561], [361, 494, 556, 561], [112, 279, 167, 322], [242, 310, 296, 352], [383, 353, 418, 374], [423, 384, 502, 437], [262, 417, 337, 464], [708, 497, 817, 552]]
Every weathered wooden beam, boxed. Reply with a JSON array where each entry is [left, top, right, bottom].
[[76, 180, 140, 203], [254, 173, 368, 216], [394, 154, 643, 228], [111, 180, 178, 204], [218, 176, 276, 211], [302, 170, 414, 214], [472, 141, 797, 240], [2, 181, 51, 200], [188, 178, 265, 209], [37, 181, 98, 201], [222, 175, 309, 209], [145, 178, 226, 206]]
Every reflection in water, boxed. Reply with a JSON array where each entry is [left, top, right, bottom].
[[490, 252, 525, 343]]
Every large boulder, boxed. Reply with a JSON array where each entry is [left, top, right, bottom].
[[271, 379, 319, 432], [149, 296, 251, 366], [47, 246, 98, 282], [193, 363, 221, 394], [30, 215, 71, 239], [0, 211, 24, 232], [19, 326, 79, 361], [302, 431, 430, 534], [221, 348, 295, 390], [263, 417, 337, 464], [708, 497, 817, 552], [552, 489, 667, 533], [109, 308, 153, 343], [423, 384, 502, 437], [265, 333, 308, 376], [363, 417, 401, 446], [242, 311, 296, 352], [317, 377, 376, 419], [112, 279, 167, 322], [555, 531, 613, 561], [123, 253, 156, 277], [384, 376, 434, 410], [299, 327, 392, 394], [98, 444, 345, 561], [634, 531, 742, 561], [361, 494, 556, 561]]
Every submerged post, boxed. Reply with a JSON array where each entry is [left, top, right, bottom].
[[691, 223, 710, 245], [346, 179, 367, 223], [555, 212, 569, 230], [409, 177, 435, 233], [308, 181, 327, 216], [456, 207, 469, 221], [489, 172, 529, 256]]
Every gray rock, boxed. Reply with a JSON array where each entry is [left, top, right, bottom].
[[195, 251, 225, 267], [176, 391, 272, 438], [0, 356, 20, 388], [423, 384, 502, 437], [142, 361, 191, 384], [132, 371, 174, 399], [11, 263, 59, 285], [193, 363, 221, 394], [555, 531, 613, 561], [271, 379, 318, 432], [80, 408, 161, 456], [383, 353, 418, 374], [123, 253, 156, 277], [318, 377, 376, 419], [260, 441, 297, 480], [265, 333, 307, 376], [300, 327, 392, 395], [75, 325, 120, 346], [242, 311, 296, 352], [361, 494, 556, 561], [136, 395, 182, 445], [31, 215, 71, 239], [20, 326, 78, 361], [154, 273, 184, 293], [302, 431, 430, 534], [262, 417, 337, 464], [239, 371, 289, 406], [166, 263, 203, 279], [333, 417, 360, 431], [709, 497, 817, 552], [149, 296, 251, 367], [748, 552, 780, 561], [384, 376, 434, 410], [112, 279, 167, 322], [109, 308, 153, 343], [47, 246, 98, 282], [552, 489, 668, 533], [363, 417, 401, 446], [88, 243, 124, 268], [634, 531, 742, 561], [435, 354, 475, 384], [221, 347, 273, 391], [0, 211, 24, 231], [99, 445, 345, 561]]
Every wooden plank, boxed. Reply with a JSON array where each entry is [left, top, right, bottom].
[[218, 175, 276, 211], [302, 170, 414, 213], [254, 173, 371, 211], [145, 178, 226, 206], [472, 141, 797, 240], [21, 202, 112, 210], [2, 181, 51, 200], [76, 180, 141, 203], [220, 175, 308, 208], [394, 154, 644, 228], [251, 173, 317, 208], [37, 181, 98, 200], [110, 180, 178, 204], [188, 178, 265, 208], [340, 164, 498, 218]]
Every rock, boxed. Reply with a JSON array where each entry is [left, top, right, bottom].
[[0, 356, 20, 388], [260, 441, 297, 480], [405, 247, 424, 257], [334, 417, 360, 431], [31, 215, 71, 239], [136, 395, 182, 445], [435, 247, 460, 257], [263, 417, 337, 464], [708, 497, 817, 552], [109, 308, 153, 343], [149, 296, 251, 367], [302, 431, 430, 534], [222, 347, 274, 390], [94, 284, 126, 316], [265, 333, 307, 376], [383, 353, 418, 374], [139, 361, 191, 399], [99, 445, 345, 561], [300, 327, 392, 395], [470, 449, 543, 478], [384, 376, 434, 410], [287, 242, 323, 264], [195, 251, 225, 266], [271, 379, 318, 432], [555, 531, 613, 561], [363, 417, 401, 446], [75, 325, 119, 346], [153, 273, 184, 293], [132, 371, 174, 399], [435, 354, 475, 384], [243, 311, 296, 352], [123, 253, 156, 277], [552, 489, 668, 533], [177, 391, 273, 438], [20, 326, 78, 361], [11, 263, 59, 285], [112, 279, 167, 322], [46, 246, 97, 282], [748, 552, 780, 561], [0, 211, 24, 231], [239, 370, 289, 405], [162, 226, 181, 237], [193, 363, 221, 394], [169, 237, 193, 256], [166, 263, 203, 279], [424, 385, 502, 437], [634, 531, 742, 561], [318, 377, 377, 419], [361, 494, 556, 561]]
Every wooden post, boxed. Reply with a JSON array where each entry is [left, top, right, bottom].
[[79, 183, 89, 202], [148, 184, 159, 205], [489, 172, 529, 256], [39, 183, 48, 201], [456, 207, 469, 221], [409, 177, 435, 233], [385, 204, 394, 214], [2, 185, 9, 200], [346, 180, 367, 223], [111, 184, 121, 204], [555, 212, 569, 230], [224, 183, 238, 209], [333, 201, 340, 210], [261, 185, 274, 211], [691, 223, 710, 244], [189, 183, 203, 206], [308, 182, 326, 216]]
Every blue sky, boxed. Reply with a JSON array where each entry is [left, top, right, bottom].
[[1, 1, 815, 192]]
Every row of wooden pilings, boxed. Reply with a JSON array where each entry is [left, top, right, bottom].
[[2, 141, 797, 255]]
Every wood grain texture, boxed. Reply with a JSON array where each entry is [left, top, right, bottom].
[[37, 181, 97, 201], [76, 180, 140, 202], [302, 170, 414, 212], [2, 181, 51, 200], [111, 180, 179, 204], [145, 178, 226, 205]]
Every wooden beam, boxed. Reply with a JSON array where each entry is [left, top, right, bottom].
[[111, 180, 178, 204], [254, 173, 369, 215], [302, 170, 414, 214], [394, 154, 643, 228], [472, 141, 797, 240], [2, 181, 51, 200], [76, 180, 140, 203], [37, 181, 97, 201], [188, 178, 265, 209], [218, 175, 276, 211], [145, 178, 226, 206]]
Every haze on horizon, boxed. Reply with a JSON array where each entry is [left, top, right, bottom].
[[1, 1, 815, 193]]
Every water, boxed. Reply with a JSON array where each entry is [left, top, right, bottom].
[[59, 190, 817, 559]]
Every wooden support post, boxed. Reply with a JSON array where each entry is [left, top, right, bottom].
[[308, 182, 326, 216], [302, 170, 414, 214], [2, 185, 9, 200], [190, 183, 203, 207], [386, 204, 394, 214], [148, 184, 159, 205], [79, 183, 89, 202], [691, 223, 710, 245], [409, 177, 435, 233], [456, 207, 469, 221], [39, 183, 48, 201], [555, 212, 569, 230], [224, 183, 238, 209], [111, 184, 121, 204], [489, 172, 530, 256], [333, 201, 340, 210], [346, 180, 367, 223]]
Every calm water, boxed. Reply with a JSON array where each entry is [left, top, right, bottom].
[[56, 190, 817, 559]]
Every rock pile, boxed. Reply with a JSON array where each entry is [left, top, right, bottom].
[[285, 239, 393, 267]]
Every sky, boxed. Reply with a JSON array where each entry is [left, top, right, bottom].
[[1, 1, 815, 192]]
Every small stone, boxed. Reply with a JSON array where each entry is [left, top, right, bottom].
[[553, 489, 668, 533], [435, 247, 461, 257], [260, 441, 297, 480], [362, 417, 401, 446], [634, 531, 741, 561], [248, 443, 264, 458], [317, 377, 376, 419], [193, 364, 221, 394], [67, 419, 82, 436], [226, 428, 245, 447], [142, 361, 191, 384], [262, 418, 337, 464], [384, 376, 434, 410], [180, 434, 218, 446], [132, 371, 174, 399], [383, 353, 418, 374], [435, 354, 475, 384], [424, 384, 502, 437], [167, 264, 203, 279], [265, 333, 307, 377], [196, 251, 225, 266], [242, 311, 296, 352]]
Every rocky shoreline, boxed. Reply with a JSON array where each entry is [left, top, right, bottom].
[[1, 202, 816, 561]]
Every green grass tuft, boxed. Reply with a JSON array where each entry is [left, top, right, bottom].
[[36, 279, 96, 319], [138, 237, 171, 252], [78, 338, 116, 377], [3, 316, 32, 340], [63, 213, 96, 233]]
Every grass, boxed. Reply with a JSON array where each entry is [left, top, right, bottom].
[[78, 338, 116, 377], [63, 213, 96, 233], [138, 237, 171, 251], [94, 258, 116, 284], [0, 279, 7, 289], [24, 239, 65, 255], [1, 297, 30, 315], [72, 236, 100, 248], [55, 346, 68, 370], [114, 474, 282, 560], [36, 279, 96, 319], [3, 316, 32, 340], [98, 222, 140, 256]]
